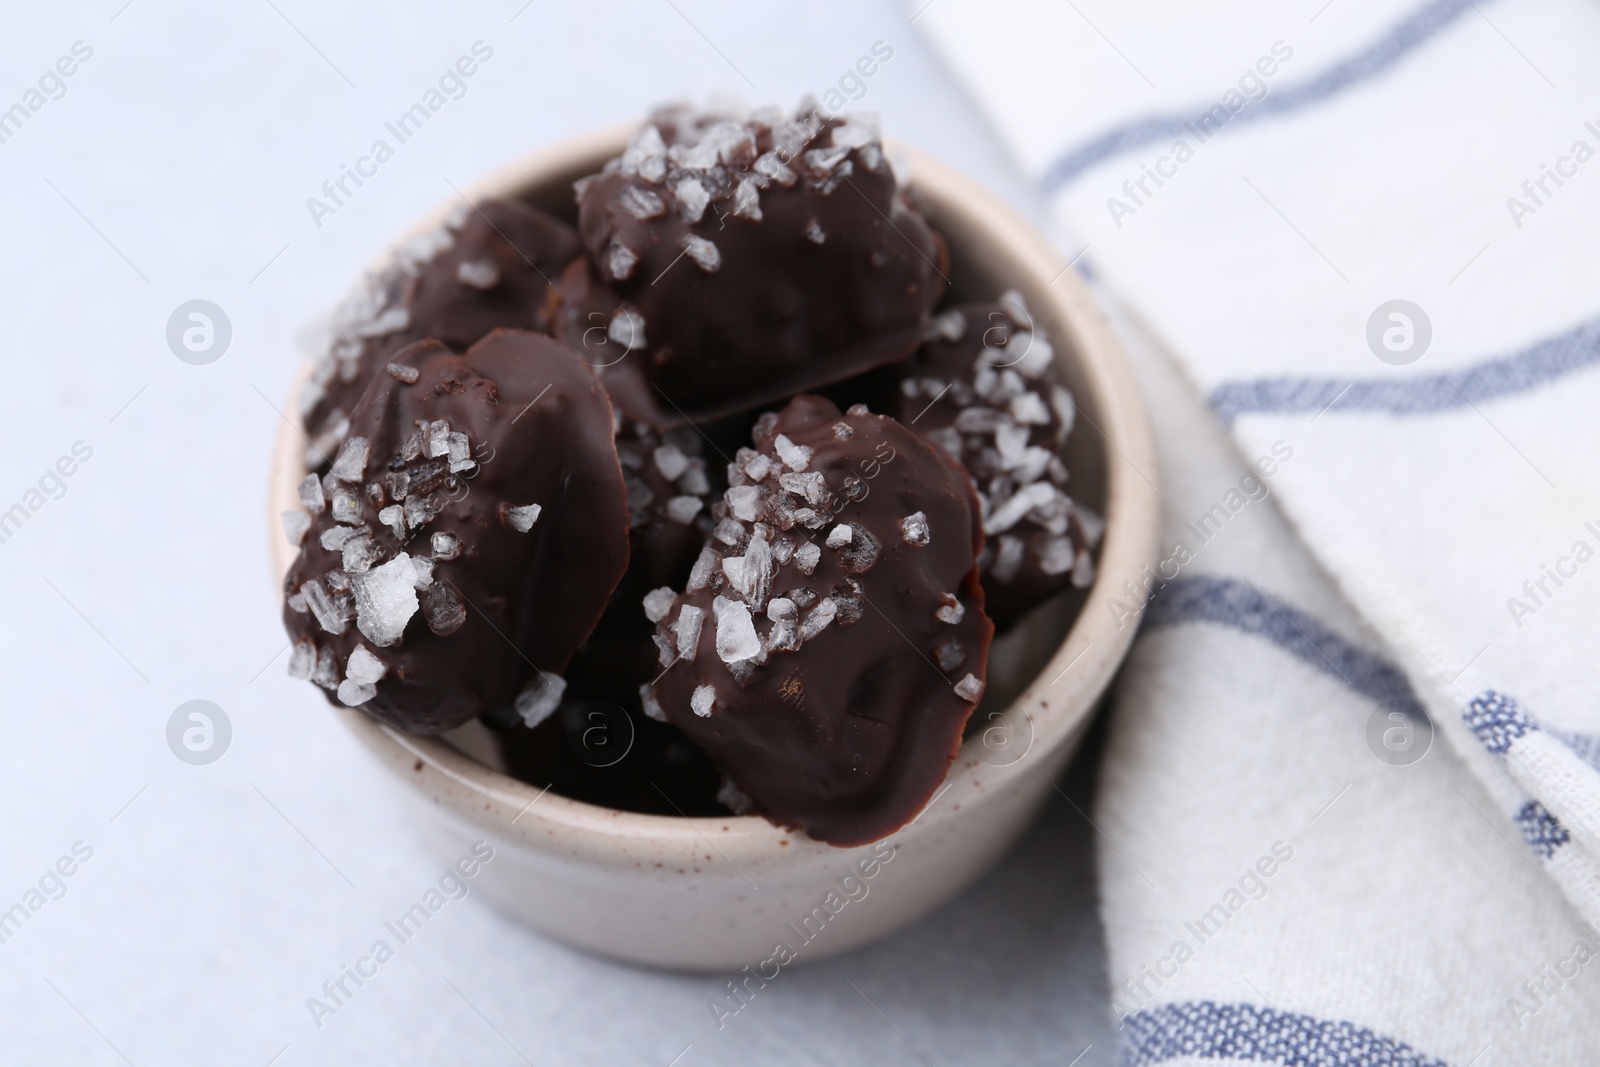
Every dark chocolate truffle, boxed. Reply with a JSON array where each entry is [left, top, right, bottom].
[[565, 103, 948, 424], [643, 396, 993, 846], [885, 295, 1102, 629], [300, 199, 582, 466], [280, 330, 630, 734]]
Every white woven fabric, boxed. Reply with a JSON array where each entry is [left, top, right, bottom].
[[919, 0, 1600, 1060]]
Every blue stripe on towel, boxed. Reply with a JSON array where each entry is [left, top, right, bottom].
[[1209, 314, 1600, 425], [1122, 1001, 1451, 1067], [1041, 0, 1481, 190], [1140, 574, 1423, 716], [1514, 800, 1571, 859]]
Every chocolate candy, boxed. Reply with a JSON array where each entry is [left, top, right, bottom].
[[885, 296, 1102, 629], [566, 103, 948, 424], [281, 331, 629, 733], [301, 199, 581, 467], [642, 396, 993, 846]]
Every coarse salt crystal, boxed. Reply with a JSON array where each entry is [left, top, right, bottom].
[[606, 243, 639, 281], [613, 184, 666, 221], [431, 531, 460, 560], [731, 178, 763, 220], [640, 684, 666, 722], [609, 308, 647, 351], [673, 176, 710, 222], [779, 471, 828, 506], [724, 485, 762, 522], [653, 444, 690, 481], [665, 496, 703, 524], [691, 685, 716, 717], [446, 432, 473, 473], [501, 503, 541, 532], [713, 596, 761, 664], [743, 453, 772, 482], [676, 603, 705, 662], [350, 553, 420, 646], [954, 674, 985, 702], [287, 639, 316, 679], [297, 473, 326, 513], [1010, 391, 1051, 425], [301, 578, 346, 635], [990, 535, 1025, 583], [341, 530, 381, 573], [794, 542, 821, 575], [338, 679, 376, 706], [804, 219, 825, 244], [345, 645, 386, 684], [329, 437, 370, 483], [900, 511, 931, 546], [800, 598, 836, 641], [421, 581, 466, 636], [515, 673, 567, 729], [687, 546, 720, 592], [379, 504, 406, 539], [826, 524, 854, 549], [682, 235, 721, 273], [772, 434, 811, 471], [935, 593, 964, 624], [642, 586, 677, 623], [714, 517, 746, 546], [282, 511, 310, 546], [455, 259, 500, 290]]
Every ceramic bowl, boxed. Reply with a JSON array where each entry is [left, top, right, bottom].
[[268, 126, 1157, 971]]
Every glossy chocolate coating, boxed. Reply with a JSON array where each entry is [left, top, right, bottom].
[[302, 199, 581, 460], [883, 300, 1101, 629], [645, 396, 992, 846], [282, 331, 629, 733], [567, 105, 948, 424]]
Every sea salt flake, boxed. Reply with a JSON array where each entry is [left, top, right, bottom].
[[286, 592, 308, 614], [743, 453, 772, 482], [990, 535, 1025, 582], [1037, 535, 1077, 576], [935, 593, 965, 625], [515, 673, 567, 729], [282, 510, 311, 546], [840, 526, 881, 574], [713, 596, 761, 664], [288, 639, 316, 679], [935, 636, 965, 672], [714, 517, 747, 547], [640, 684, 667, 722], [826, 524, 854, 549], [613, 184, 666, 221], [804, 218, 826, 245], [832, 421, 853, 440], [328, 489, 363, 527], [301, 578, 348, 636], [338, 679, 376, 706], [1010, 391, 1051, 425], [724, 485, 763, 522], [653, 630, 676, 667], [312, 647, 340, 689], [779, 471, 828, 506], [501, 503, 542, 532], [426, 421, 451, 459], [731, 177, 763, 220], [653, 444, 690, 481], [404, 494, 441, 529], [682, 235, 721, 273], [954, 674, 986, 702], [642, 586, 678, 623], [455, 259, 500, 290], [446, 432, 473, 473], [673, 176, 710, 222], [346, 645, 387, 684], [606, 243, 639, 281], [341, 530, 381, 573], [772, 434, 812, 471], [410, 558, 434, 588], [900, 511, 931, 546], [350, 553, 420, 647], [691, 685, 716, 718], [379, 504, 406, 539], [752, 151, 797, 187], [676, 603, 705, 662], [609, 308, 647, 351], [800, 598, 837, 641], [329, 437, 370, 483], [794, 542, 821, 575], [665, 496, 703, 524], [431, 531, 461, 560], [686, 546, 720, 592], [297, 473, 327, 513], [420, 581, 466, 635], [320, 524, 359, 551]]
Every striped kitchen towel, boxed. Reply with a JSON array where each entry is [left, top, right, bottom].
[[918, 0, 1600, 1061]]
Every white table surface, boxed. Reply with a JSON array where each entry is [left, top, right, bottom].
[[0, 2, 1114, 1062]]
